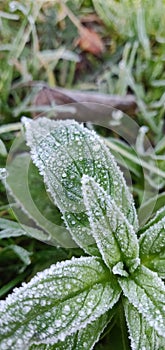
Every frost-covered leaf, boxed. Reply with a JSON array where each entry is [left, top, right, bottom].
[[23, 117, 138, 253], [29, 311, 112, 350], [139, 211, 165, 278], [5, 152, 76, 248], [0, 218, 27, 238], [22, 116, 61, 144], [0, 138, 7, 156], [158, 335, 165, 349], [0, 218, 48, 241], [4, 244, 32, 266], [82, 175, 139, 273], [138, 205, 165, 235], [124, 299, 159, 350], [0, 256, 121, 350], [118, 265, 165, 337]]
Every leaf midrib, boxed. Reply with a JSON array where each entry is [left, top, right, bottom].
[[2, 269, 113, 340]]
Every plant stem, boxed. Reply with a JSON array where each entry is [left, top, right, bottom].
[[118, 301, 130, 350]]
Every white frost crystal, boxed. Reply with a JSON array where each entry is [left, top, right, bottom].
[[139, 212, 165, 278], [119, 265, 165, 337], [82, 175, 139, 272]]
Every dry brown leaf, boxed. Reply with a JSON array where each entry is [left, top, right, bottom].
[[80, 13, 102, 24], [77, 27, 105, 56]]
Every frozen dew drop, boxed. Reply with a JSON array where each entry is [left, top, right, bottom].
[[24, 306, 31, 314], [55, 319, 62, 327], [63, 305, 71, 314], [62, 172, 67, 178], [48, 326, 55, 334]]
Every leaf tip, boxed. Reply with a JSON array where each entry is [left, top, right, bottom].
[[21, 116, 31, 127]]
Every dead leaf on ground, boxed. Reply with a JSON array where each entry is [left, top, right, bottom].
[[80, 13, 103, 25], [76, 27, 105, 56]]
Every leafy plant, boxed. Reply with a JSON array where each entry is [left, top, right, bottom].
[[1, 117, 165, 349]]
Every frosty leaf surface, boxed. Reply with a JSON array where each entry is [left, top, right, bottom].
[[0, 256, 121, 350], [138, 205, 165, 235], [0, 138, 7, 156], [62, 211, 100, 256], [0, 218, 50, 244], [124, 299, 159, 350], [23, 117, 138, 253], [82, 175, 139, 273], [30, 345, 58, 350], [22, 116, 62, 148], [139, 214, 165, 277], [0, 218, 27, 238], [118, 265, 165, 337], [29, 311, 112, 350]]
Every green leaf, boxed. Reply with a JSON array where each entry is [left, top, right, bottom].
[[0, 218, 49, 241], [158, 336, 165, 350], [139, 205, 165, 235], [139, 209, 165, 278], [82, 175, 139, 274], [138, 193, 165, 225], [0, 273, 28, 299], [5, 150, 76, 248], [0, 256, 121, 349], [23, 117, 138, 254], [4, 244, 32, 266], [0, 218, 27, 238], [118, 265, 165, 337], [22, 117, 60, 143], [124, 299, 159, 350], [0, 138, 7, 156], [29, 311, 112, 350]]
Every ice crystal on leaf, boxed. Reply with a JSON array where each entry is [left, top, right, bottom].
[[119, 265, 165, 337], [22, 117, 138, 254], [139, 207, 165, 278], [82, 175, 139, 273], [0, 257, 120, 350], [1, 117, 165, 350], [29, 311, 113, 350], [124, 299, 160, 350]]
